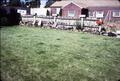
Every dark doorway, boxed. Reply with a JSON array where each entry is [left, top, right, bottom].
[[81, 8, 89, 17]]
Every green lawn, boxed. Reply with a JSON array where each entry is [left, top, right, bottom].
[[0, 26, 120, 81]]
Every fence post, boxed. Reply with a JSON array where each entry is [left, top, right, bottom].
[[54, 16, 57, 23], [81, 17, 84, 27], [53, 15, 57, 27], [80, 15, 86, 28], [33, 13, 37, 24], [33, 16, 36, 23]]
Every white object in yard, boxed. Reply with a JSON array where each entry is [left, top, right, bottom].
[[116, 30, 120, 35], [17, 9, 27, 15]]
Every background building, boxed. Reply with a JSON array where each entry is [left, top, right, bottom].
[[50, 0, 120, 21]]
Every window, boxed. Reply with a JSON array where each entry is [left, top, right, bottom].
[[89, 11, 95, 17], [52, 8, 57, 16], [113, 11, 120, 17], [56, 8, 60, 14], [68, 10, 75, 17], [96, 11, 104, 18]]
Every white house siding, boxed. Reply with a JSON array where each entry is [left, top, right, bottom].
[[30, 8, 51, 16]]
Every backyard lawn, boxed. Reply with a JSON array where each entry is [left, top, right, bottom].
[[0, 26, 120, 81]]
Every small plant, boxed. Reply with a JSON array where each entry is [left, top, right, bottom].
[[75, 21, 84, 31]]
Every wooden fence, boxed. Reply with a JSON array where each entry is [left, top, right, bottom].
[[22, 15, 98, 28]]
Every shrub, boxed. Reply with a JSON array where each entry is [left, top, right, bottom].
[[46, 10, 50, 16], [75, 21, 84, 31], [0, 7, 22, 26], [0, 7, 8, 26], [0, 17, 8, 26]]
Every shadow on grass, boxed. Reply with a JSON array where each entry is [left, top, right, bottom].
[[81, 37, 90, 40], [56, 38, 61, 40], [36, 50, 46, 55], [37, 42, 45, 45]]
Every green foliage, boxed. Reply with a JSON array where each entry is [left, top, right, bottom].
[[0, 17, 8, 25], [0, 7, 21, 26], [75, 21, 82, 31], [1, 26, 120, 81], [9, 0, 21, 7], [46, 10, 50, 16], [45, 0, 55, 7], [30, 0, 40, 8], [0, 0, 7, 6], [59, 9, 62, 16]]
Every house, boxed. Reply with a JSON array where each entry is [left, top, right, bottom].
[[50, 0, 120, 20], [45, 0, 62, 7]]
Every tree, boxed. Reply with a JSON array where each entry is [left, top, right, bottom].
[[9, 0, 21, 7], [46, 10, 50, 16], [30, 0, 40, 8], [0, 0, 7, 6], [45, 0, 55, 7], [21, 1, 26, 7], [0, 0, 3, 6], [0, 7, 8, 26], [0, 7, 21, 26]]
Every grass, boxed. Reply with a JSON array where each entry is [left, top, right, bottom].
[[0, 26, 120, 81]]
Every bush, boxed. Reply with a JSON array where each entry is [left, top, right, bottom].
[[46, 10, 50, 16], [0, 17, 8, 26], [0, 7, 22, 26], [75, 21, 84, 31], [0, 7, 8, 26]]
